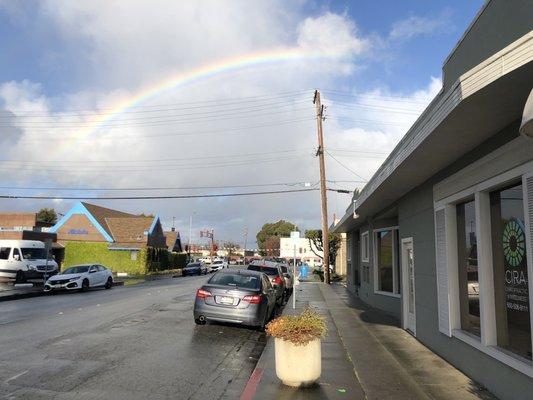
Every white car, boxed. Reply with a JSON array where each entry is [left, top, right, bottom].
[[209, 259, 228, 272], [44, 264, 113, 292]]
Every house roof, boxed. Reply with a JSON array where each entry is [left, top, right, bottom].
[[81, 202, 135, 238], [164, 230, 182, 252], [106, 217, 153, 245]]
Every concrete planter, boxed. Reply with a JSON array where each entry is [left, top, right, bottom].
[[274, 337, 321, 387]]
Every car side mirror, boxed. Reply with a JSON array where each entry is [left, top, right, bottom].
[[284, 273, 290, 278], [13, 254, 20, 261]]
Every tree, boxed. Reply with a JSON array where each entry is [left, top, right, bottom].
[[264, 236, 280, 257], [305, 229, 341, 267], [36, 208, 57, 224], [256, 220, 298, 254]]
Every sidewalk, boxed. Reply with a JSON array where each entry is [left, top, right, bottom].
[[243, 280, 496, 400]]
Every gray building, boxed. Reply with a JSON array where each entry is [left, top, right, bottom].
[[332, 1, 533, 398]]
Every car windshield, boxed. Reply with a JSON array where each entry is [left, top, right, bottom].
[[213, 261, 222, 264], [62, 265, 90, 274], [21, 247, 47, 260], [209, 273, 260, 289], [186, 263, 200, 268], [248, 265, 278, 276]]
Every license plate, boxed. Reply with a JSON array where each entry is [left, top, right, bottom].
[[219, 296, 233, 305]]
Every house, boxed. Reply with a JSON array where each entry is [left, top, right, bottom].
[[50, 202, 166, 272], [332, 1, 533, 398]]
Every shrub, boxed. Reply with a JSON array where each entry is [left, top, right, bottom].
[[265, 308, 327, 346]]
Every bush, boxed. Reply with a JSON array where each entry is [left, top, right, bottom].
[[265, 308, 327, 346], [146, 247, 187, 272]]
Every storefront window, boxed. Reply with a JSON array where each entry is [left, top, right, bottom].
[[377, 230, 393, 292], [457, 200, 480, 336], [490, 184, 531, 359]]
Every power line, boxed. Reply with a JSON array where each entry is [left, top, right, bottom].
[[325, 150, 368, 182], [0, 181, 317, 192], [0, 187, 319, 200]]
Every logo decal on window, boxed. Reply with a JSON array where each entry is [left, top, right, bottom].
[[503, 218, 526, 267]]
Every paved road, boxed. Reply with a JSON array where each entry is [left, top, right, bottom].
[[0, 275, 266, 399]]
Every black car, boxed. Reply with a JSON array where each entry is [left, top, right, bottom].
[[183, 262, 208, 276], [247, 262, 286, 306]]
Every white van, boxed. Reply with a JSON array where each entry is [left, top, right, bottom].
[[0, 240, 59, 283]]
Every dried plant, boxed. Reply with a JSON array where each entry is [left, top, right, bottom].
[[265, 307, 327, 346]]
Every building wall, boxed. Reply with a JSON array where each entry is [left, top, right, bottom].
[[335, 233, 347, 276], [393, 123, 533, 399], [147, 219, 166, 248], [279, 237, 322, 266], [56, 214, 108, 243]]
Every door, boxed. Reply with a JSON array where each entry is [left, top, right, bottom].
[[401, 238, 416, 335], [88, 265, 100, 286]]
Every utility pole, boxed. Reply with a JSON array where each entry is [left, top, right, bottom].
[[188, 215, 193, 262], [243, 227, 248, 264], [313, 89, 330, 284]]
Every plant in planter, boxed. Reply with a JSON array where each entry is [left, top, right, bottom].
[[265, 307, 327, 387]]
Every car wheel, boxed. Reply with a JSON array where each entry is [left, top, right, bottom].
[[194, 318, 206, 325], [15, 270, 26, 284], [81, 279, 90, 292], [105, 277, 113, 289]]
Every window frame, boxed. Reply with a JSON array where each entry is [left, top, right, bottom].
[[434, 160, 533, 377], [373, 226, 401, 298], [361, 231, 369, 263]]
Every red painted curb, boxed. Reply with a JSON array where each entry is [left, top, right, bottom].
[[240, 367, 264, 400]]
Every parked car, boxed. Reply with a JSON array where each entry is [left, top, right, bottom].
[[193, 269, 276, 328], [247, 261, 286, 306], [280, 264, 293, 298], [0, 240, 59, 283], [210, 259, 228, 272], [183, 262, 208, 276], [44, 264, 113, 292]]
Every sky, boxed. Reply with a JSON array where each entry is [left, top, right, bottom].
[[0, 0, 484, 249]]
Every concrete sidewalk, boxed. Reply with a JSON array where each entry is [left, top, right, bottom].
[[243, 281, 497, 400]]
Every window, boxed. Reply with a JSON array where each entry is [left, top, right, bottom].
[[376, 230, 394, 293], [12, 248, 21, 261], [490, 183, 531, 360], [130, 251, 138, 261], [361, 231, 369, 262], [456, 200, 481, 337], [347, 236, 352, 262], [0, 247, 11, 260]]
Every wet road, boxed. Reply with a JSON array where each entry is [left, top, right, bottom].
[[0, 275, 266, 399]]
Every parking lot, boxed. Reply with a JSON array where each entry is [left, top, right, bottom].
[[0, 274, 270, 399]]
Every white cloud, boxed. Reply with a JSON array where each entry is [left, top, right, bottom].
[[389, 10, 454, 41]]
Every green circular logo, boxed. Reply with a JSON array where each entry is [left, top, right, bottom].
[[503, 218, 526, 267]]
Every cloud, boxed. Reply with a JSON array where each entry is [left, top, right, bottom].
[[389, 10, 454, 41]]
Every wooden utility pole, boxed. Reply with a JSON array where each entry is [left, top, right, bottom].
[[313, 90, 330, 284]]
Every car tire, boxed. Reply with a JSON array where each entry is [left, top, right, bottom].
[[15, 270, 26, 284], [81, 279, 90, 292], [194, 318, 206, 325], [105, 277, 113, 289]]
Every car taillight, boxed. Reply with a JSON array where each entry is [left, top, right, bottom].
[[243, 295, 261, 304], [273, 276, 283, 285], [196, 288, 212, 299]]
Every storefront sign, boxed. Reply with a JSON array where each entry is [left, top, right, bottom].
[[503, 218, 529, 314], [68, 229, 89, 235]]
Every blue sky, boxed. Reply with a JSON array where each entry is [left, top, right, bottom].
[[0, 0, 486, 243]]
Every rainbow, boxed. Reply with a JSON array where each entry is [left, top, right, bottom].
[[57, 47, 346, 155]]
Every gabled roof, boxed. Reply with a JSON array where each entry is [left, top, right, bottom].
[[81, 202, 135, 238], [106, 217, 153, 244], [51, 202, 160, 244], [164, 230, 182, 252]]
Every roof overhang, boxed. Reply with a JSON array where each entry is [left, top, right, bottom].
[[333, 32, 533, 233]]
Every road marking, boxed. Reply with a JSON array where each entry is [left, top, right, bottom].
[[240, 367, 263, 400], [4, 370, 29, 384], [57, 312, 63, 315]]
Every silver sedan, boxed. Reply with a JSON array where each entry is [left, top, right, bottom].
[[193, 269, 276, 329]]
